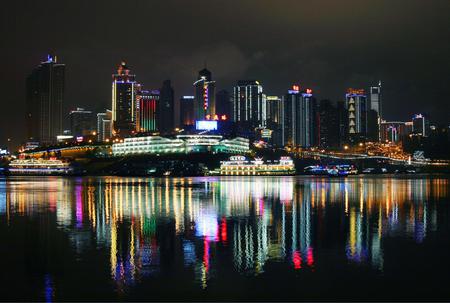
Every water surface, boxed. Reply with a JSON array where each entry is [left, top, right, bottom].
[[0, 175, 449, 301]]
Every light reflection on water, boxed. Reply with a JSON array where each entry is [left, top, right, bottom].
[[0, 175, 449, 299]]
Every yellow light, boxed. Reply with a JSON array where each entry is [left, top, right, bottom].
[[344, 145, 349, 150]]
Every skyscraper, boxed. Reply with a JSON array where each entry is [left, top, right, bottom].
[[136, 89, 159, 133], [193, 68, 216, 121], [370, 81, 382, 141], [345, 88, 368, 142], [112, 61, 137, 137], [216, 89, 232, 118], [97, 110, 112, 142], [412, 114, 429, 137], [69, 108, 95, 137], [282, 86, 317, 147], [232, 80, 266, 129], [158, 80, 174, 134], [318, 100, 339, 148], [26, 55, 65, 144], [370, 81, 382, 118], [180, 96, 195, 127], [266, 96, 283, 146]]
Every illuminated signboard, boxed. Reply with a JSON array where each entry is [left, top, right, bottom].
[[196, 120, 218, 131]]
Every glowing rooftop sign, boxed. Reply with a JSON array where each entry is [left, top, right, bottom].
[[195, 120, 218, 131]]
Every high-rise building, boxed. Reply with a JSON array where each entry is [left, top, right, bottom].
[[180, 96, 195, 127], [318, 100, 339, 148], [345, 88, 368, 142], [193, 68, 216, 121], [380, 121, 409, 143], [69, 108, 95, 137], [412, 114, 429, 137], [26, 55, 65, 144], [232, 80, 266, 129], [370, 81, 382, 118], [97, 110, 112, 142], [136, 89, 160, 133], [370, 81, 382, 141], [281, 86, 317, 147], [112, 61, 137, 137], [158, 80, 174, 134], [216, 89, 232, 118], [337, 100, 348, 146], [266, 96, 283, 147]]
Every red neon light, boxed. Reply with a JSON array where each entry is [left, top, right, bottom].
[[220, 217, 227, 244], [307, 247, 314, 267], [292, 85, 300, 91], [306, 88, 313, 94], [203, 237, 210, 273], [293, 251, 302, 269], [221, 115, 227, 121]]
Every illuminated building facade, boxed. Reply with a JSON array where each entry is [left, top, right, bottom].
[[412, 114, 429, 137], [158, 80, 174, 134], [97, 110, 112, 142], [380, 121, 409, 143], [112, 134, 249, 156], [194, 68, 216, 121], [136, 89, 159, 133], [370, 81, 382, 140], [180, 96, 195, 126], [346, 88, 368, 142], [69, 108, 95, 137], [281, 86, 317, 147], [232, 80, 266, 129], [112, 61, 137, 137], [266, 96, 283, 146], [26, 55, 65, 144], [218, 156, 295, 176]]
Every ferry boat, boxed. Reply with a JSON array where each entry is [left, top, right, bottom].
[[304, 164, 358, 177], [8, 157, 73, 175], [213, 156, 296, 176]]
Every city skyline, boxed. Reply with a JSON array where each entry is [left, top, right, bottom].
[[1, 0, 449, 148]]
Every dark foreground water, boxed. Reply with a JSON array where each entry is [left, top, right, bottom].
[[0, 175, 449, 301]]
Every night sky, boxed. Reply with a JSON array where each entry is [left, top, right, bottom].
[[1, 0, 449, 148]]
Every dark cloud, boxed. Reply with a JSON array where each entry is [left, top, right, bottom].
[[1, 0, 449, 147]]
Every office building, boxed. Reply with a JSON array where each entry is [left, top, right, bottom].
[[370, 81, 382, 141], [232, 80, 266, 129], [97, 110, 112, 142], [216, 89, 232, 118], [412, 114, 429, 137], [318, 100, 339, 148], [26, 55, 65, 144], [158, 80, 174, 134], [337, 100, 349, 146], [266, 96, 283, 146], [136, 89, 159, 133], [180, 96, 195, 127], [69, 108, 95, 137], [345, 88, 368, 142], [193, 68, 216, 121], [281, 86, 317, 147], [112, 61, 137, 137], [380, 121, 409, 143]]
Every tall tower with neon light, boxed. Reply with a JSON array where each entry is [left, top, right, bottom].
[[281, 85, 317, 147], [232, 80, 266, 130], [112, 61, 137, 137], [193, 68, 216, 121], [136, 87, 160, 133], [26, 55, 65, 145], [345, 88, 368, 142]]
